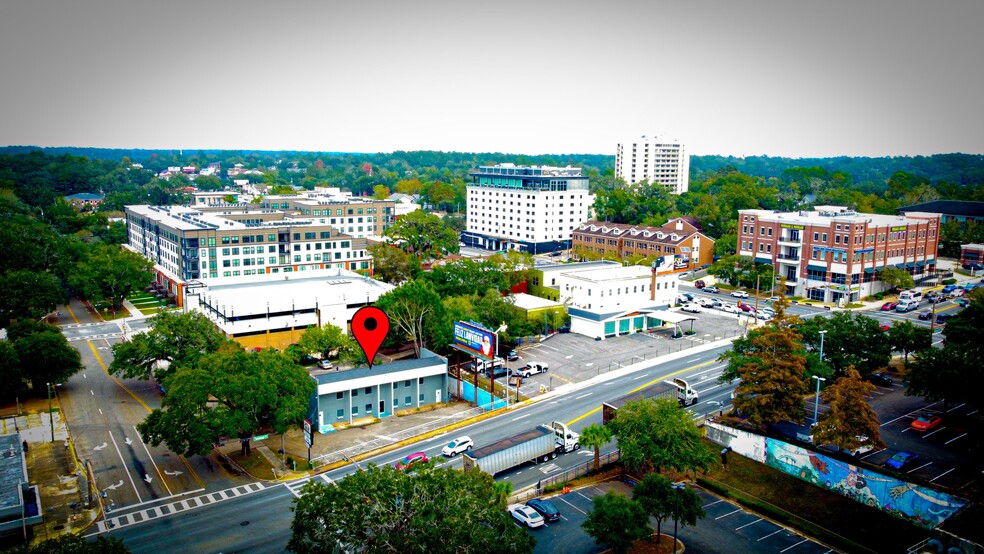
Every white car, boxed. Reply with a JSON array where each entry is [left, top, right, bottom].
[[441, 436, 474, 457], [731, 290, 749, 299], [517, 362, 548, 378], [681, 303, 701, 313], [696, 297, 714, 307], [317, 359, 333, 369], [508, 504, 545, 528], [722, 303, 740, 314]]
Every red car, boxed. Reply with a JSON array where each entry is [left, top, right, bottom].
[[880, 302, 898, 311], [395, 451, 429, 470], [910, 415, 942, 432], [879, 323, 891, 332]]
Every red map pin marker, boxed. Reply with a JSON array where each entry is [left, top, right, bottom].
[[351, 306, 389, 370]]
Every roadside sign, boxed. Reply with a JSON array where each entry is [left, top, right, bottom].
[[303, 419, 314, 448], [252, 434, 269, 441]]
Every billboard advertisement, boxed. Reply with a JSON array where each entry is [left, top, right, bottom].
[[453, 321, 496, 359]]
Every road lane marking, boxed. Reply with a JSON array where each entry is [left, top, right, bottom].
[[736, 518, 762, 530], [880, 401, 942, 426], [930, 468, 956, 482], [108, 430, 143, 503], [512, 413, 532, 421], [575, 393, 592, 400], [945, 433, 967, 445], [633, 374, 649, 380], [135, 425, 172, 496]]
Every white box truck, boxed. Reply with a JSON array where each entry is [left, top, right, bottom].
[[462, 421, 579, 476]]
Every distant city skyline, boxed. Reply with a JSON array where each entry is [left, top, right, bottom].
[[2, 1, 982, 158]]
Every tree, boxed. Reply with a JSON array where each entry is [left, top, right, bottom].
[[366, 242, 421, 284], [288, 464, 534, 554], [374, 280, 444, 358], [811, 368, 886, 451], [632, 473, 674, 543], [878, 267, 914, 292], [0, 341, 24, 401], [727, 299, 809, 427], [69, 244, 153, 311], [5, 533, 130, 554], [608, 397, 715, 475], [0, 269, 67, 327], [797, 312, 891, 378], [296, 324, 356, 363], [581, 491, 652, 554], [423, 258, 508, 297], [8, 321, 82, 388], [580, 423, 613, 471], [138, 346, 316, 457], [887, 320, 932, 367], [382, 210, 459, 259], [110, 311, 227, 382]]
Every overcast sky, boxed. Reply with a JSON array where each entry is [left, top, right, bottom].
[[2, 0, 982, 158]]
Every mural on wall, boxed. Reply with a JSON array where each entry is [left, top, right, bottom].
[[706, 422, 967, 529]]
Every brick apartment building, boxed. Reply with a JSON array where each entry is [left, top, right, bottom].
[[738, 205, 940, 304], [571, 218, 715, 273]]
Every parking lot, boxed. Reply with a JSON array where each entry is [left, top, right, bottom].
[[527, 480, 834, 554]]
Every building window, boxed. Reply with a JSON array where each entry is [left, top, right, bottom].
[[366, 404, 372, 413], [405, 396, 412, 405], [335, 392, 343, 399], [336, 409, 344, 419]]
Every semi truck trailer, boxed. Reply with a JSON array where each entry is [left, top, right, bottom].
[[602, 378, 698, 424], [462, 421, 579, 476]]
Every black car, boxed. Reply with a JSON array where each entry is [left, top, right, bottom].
[[525, 498, 560, 522], [866, 372, 893, 387], [917, 310, 932, 320], [936, 313, 950, 325]]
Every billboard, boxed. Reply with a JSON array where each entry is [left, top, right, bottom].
[[453, 321, 496, 359]]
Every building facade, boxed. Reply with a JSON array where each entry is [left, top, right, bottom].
[[737, 206, 940, 304], [124, 204, 373, 304], [898, 200, 984, 227], [959, 243, 984, 270], [615, 137, 689, 194], [257, 190, 396, 239], [462, 164, 594, 254], [572, 218, 715, 272]]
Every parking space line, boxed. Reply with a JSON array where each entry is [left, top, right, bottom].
[[715, 508, 742, 520], [908, 462, 933, 473], [554, 496, 587, 515], [930, 468, 956, 482], [881, 401, 942, 426], [758, 529, 783, 542], [781, 539, 808, 552], [921, 427, 946, 438], [736, 518, 762, 530], [945, 433, 967, 445], [702, 499, 725, 508], [967, 409, 978, 416]]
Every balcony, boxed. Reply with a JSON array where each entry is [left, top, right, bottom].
[[778, 233, 802, 246], [776, 252, 800, 261]]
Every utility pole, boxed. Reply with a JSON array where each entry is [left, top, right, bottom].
[[47, 383, 54, 442]]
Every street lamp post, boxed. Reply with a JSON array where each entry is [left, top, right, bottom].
[[812, 375, 826, 424], [494, 322, 508, 408], [47, 382, 54, 442], [818, 330, 827, 363], [672, 483, 685, 552]]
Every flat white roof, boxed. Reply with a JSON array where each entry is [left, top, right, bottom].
[[510, 293, 562, 311]]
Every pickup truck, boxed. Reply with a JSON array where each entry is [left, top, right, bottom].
[[516, 362, 548, 378]]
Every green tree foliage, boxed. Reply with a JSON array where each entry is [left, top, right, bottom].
[[138, 345, 316, 457], [5, 533, 130, 554], [797, 312, 891, 378], [608, 397, 715, 475], [0, 269, 67, 327], [632, 472, 674, 542], [7, 320, 82, 388], [725, 299, 809, 427], [382, 210, 459, 259], [69, 244, 153, 311], [811, 368, 885, 451], [582, 491, 652, 554], [423, 258, 508, 297], [296, 324, 355, 362], [374, 280, 445, 358], [579, 423, 614, 470], [878, 267, 915, 291], [288, 465, 533, 554], [110, 311, 226, 382], [0, 341, 24, 401], [366, 242, 421, 284], [887, 320, 932, 367]]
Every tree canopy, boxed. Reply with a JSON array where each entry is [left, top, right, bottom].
[[382, 209, 459, 259], [6, 320, 82, 390], [811, 368, 885, 452], [608, 397, 715, 475], [796, 312, 891, 378], [288, 464, 534, 554], [581, 490, 652, 554], [110, 310, 227, 383]]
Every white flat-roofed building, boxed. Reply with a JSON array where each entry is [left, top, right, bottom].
[[463, 164, 594, 254], [615, 136, 689, 194]]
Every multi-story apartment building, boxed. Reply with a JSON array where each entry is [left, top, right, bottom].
[[737, 206, 940, 304], [615, 136, 689, 194], [124, 204, 373, 305], [572, 218, 715, 272], [257, 189, 396, 239], [462, 164, 594, 253]]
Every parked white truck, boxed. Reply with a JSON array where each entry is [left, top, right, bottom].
[[462, 421, 580, 476]]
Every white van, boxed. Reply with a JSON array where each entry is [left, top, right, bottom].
[[899, 290, 922, 303]]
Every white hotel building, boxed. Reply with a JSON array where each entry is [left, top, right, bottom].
[[615, 136, 690, 195], [462, 164, 594, 254]]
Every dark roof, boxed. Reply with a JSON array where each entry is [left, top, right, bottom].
[[312, 348, 446, 385], [898, 200, 984, 217]]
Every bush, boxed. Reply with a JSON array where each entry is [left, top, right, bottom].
[[942, 278, 957, 285], [684, 330, 697, 336]]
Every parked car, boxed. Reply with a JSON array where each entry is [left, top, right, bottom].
[[956, 298, 970, 307], [910, 414, 942, 432], [506, 350, 519, 361], [950, 288, 966, 297], [442, 436, 474, 457], [481, 365, 509, 379], [867, 372, 893, 387], [508, 504, 544, 528], [317, 359, 334, 370], [935, 313, 950, 325], [525, 498, 561, 522], [731, 290, 749, 298], [395, 451, 429, 470], [722, 303, 740, 314], [695, 280, 706, 289], [941, 284, 957, 294], [917, 310, 932, 320], [517, 362, 548, 378], [759, 308, 776, 318], [884, 451, 920, 471], [767, 295, 781, 302], [708, 298, 723, 308], [697, 297, 714, 307], [879, 323, 891, 332], [737, 302, 755, 312], [681, 303, 701, 313], [704, 285, 720, 293], [880, 302, 898, 311]]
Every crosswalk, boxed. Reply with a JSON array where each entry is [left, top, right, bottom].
[[94, 482, 268, 533], [284, 473, 336, 498]]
